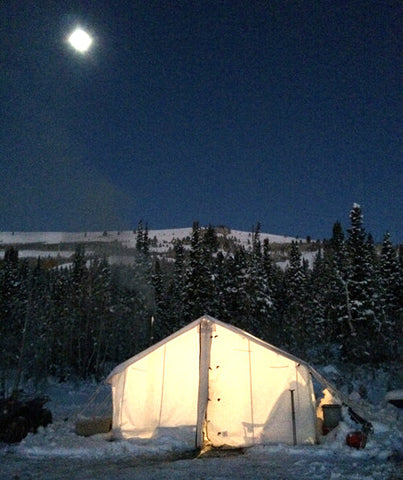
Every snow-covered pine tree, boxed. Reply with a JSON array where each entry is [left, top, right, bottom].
[[109, 263, 151, 361], [87, 255, 113, 379], [320, 222, 351, 360], [0, 248, 22, 389], [25, 258, 54, 384], [183, 222, 216, 322], [228, 246, 250, 330], [70, 244, 90, 377], [378, 232, 403, 359], [344, 203, 380, 363], [183, 222, 203, 322], [47, 266, 74, 380], [211, 250, 228, 320], [244, 223, 274, 339], [282, 241, 309, 356], [307, 249, 328, 360], [151, 258, 171, 341], [262, 237, 281, 342], [135, 220, 150, 255], [170, 239, 186, 329], [201, 224, 220, 316]]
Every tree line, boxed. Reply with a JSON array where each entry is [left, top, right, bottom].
[[0, 205, 402, 390]]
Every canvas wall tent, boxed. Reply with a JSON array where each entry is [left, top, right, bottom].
[[105, 315, 321, 449]]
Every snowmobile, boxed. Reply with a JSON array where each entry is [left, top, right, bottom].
[[0, 394, 52, 443]]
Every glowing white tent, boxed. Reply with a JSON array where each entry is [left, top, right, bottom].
[[105, 315, 319, 448]]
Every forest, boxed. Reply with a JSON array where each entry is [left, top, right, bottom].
[[0, 204, 402, 392]]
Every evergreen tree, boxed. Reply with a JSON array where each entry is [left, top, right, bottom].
[[308, 248, 332, 361], [136, 220, 150, 255], [152, 259, 170, 341], [170, 239, 186, 329], [203, 224, 219, 253], [47, 266, 74, 379], [183, 222, 215, 322], [262, 238, 281, 342], [244, 224, 274, 339], [378, 232, 403, 358], [26, 259, 54, 383], [0, 248, 27, 390], [87, 255, 113, 378], [224, 246, 250, 329], [320, 221, 351, 357], [344, 204, 380, 362], [70, 245, 90, 377], [109, 264, 151, 361], [212, 251, 228, 320], [282, 241, 309, 355]]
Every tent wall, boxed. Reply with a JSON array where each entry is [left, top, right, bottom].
[[110, 326, 200, 440], [205, 324, 316, 447]]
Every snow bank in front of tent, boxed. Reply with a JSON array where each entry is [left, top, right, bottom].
[[9, 380, 193, 460], [16, 423, 193, 460], [9, 377, 229, 457]]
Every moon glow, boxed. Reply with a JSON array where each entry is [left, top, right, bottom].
[[68, 28, 93, 53]]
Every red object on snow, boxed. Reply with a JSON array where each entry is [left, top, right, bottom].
[[346, 431, 367, 449]]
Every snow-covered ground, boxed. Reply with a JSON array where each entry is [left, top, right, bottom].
[[1, 375, 401, 480]]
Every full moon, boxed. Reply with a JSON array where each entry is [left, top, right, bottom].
[[68, 28, 93, 53]]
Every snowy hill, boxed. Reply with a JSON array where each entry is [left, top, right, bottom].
[[0, 228, 304, 262], [0, 228, 300, 247]]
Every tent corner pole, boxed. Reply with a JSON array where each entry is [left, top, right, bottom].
[[290, 389, 297, 446]]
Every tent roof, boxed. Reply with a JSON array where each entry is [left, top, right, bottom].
[[105, 314, 312, 383]]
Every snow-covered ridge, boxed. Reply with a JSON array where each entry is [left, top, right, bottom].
[[0, 229, 299, 246], [0, 228, 306, 266], [0, 228, 301, 255]]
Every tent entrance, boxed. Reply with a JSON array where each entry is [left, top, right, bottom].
[[195, 318, 214, 448]]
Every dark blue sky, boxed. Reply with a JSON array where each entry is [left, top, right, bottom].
[[1, 1, 401, 241]]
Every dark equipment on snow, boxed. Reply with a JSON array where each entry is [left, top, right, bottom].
[[321, 404, 342, 435], [75, 416, 112, 437], [385, 391, 403, 409], [346, 430, 367, 449], [0, 394, 52, 443], [345, 408, 374, 449]]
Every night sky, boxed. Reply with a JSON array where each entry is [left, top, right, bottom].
[[1, 1, 401, 241]]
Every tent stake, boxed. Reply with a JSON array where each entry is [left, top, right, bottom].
[[290, 389, 297, 446]]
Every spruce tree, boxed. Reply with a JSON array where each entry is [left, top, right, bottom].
[[378, 232, 403, 359], [88, 255, 113, 378], [308, 248, 332, 362], [321, 222, 351, 360], [0, 248, 28, 390], [344, 204, 380, 362], [282, 241, 309, 355], [152, 259, 170, 341], [262, 238, 281, 342], [171, 239, 186, 329], [183, 222, 216, 322], [244, 224, 274, 339], [183, 222, 203, 322], [136, 220, 150, 255]]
